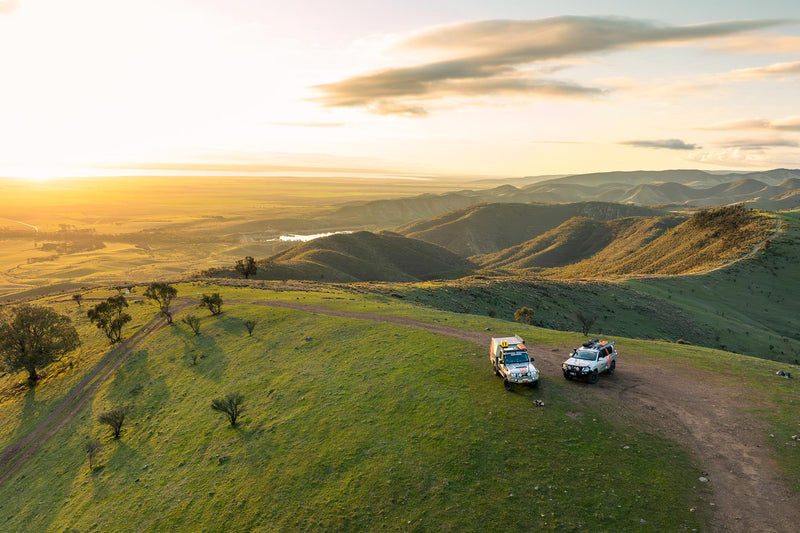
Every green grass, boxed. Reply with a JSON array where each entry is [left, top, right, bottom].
[[0, 291, 704, 532], [626, 211, 800, 363], [0, 288, 155, 452]]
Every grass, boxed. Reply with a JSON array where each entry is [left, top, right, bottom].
[[0, 288, 155, 452], [0, 289, 706, 532], [626, 211, 800, 363]]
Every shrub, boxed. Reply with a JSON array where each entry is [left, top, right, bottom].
[[244, 319, 257, 337], [514, 307, 535, 325], [211, 392, 245, 427], [98, 408, 127, 439], [182, 314, 201, 335]]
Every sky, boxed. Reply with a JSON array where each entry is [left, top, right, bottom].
[[1, 0, 799, 179]]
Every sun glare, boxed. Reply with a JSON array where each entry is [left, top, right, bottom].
[[0, 166, 82, 182]]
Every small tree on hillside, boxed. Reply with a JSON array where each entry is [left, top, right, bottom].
[[144, 282, 178, 324], [88, 295, 131, 344], [514, 306, 535, 325], [576, 310, 596, 336], [98, 407, 127, 439], [211, 392, 245, 427], [0, 304, 81, 382], [235, 256, 257, 279], [84, 438, 102, 471], [72, 293, 83, 307], [200, 293, 223, 315], [182, 314, 201, 335], [243, 319, 257, 337]]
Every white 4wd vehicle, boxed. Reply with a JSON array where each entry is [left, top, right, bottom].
[[490, 335, 540, 391], [562, 339, 617, 384]]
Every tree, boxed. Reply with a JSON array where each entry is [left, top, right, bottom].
[[87, 295, 131, 343], [514, 306, 535, 325], [98, 407, 127, 439], [211, 392, 245, 427], [200, 293, 223, 315], [0, 304, 81, 382], [84, 439, 102, 471], [576, 310, 596, 336], [235, 256, 257, 279], [144, 282, 178, 324], [243, 319, 257, 337], [182, 314, 201, 335], [72, 293, 83, 306]]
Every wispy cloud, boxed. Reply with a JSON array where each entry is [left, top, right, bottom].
[[707, 35, 800, 54], [622, 139, 700, 150], [686, 146, 800, 167], [312, 16, 785, 116], [714, 137, 799, 149], [715, 61, 800, 81], [703, 116, 800, 131]]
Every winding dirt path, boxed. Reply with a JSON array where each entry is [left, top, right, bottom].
[[2, 297, 797, 532], [0, 301, 192, 486], [254, 300, 800, 533]]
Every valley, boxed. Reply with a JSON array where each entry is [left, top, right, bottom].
[[1, 168, 799, 532]]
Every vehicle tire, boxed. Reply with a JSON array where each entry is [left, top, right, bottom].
[[529, 380, 539, 388], [563, 372, 573, 381], [608, 360, 616, 375], [588, 371, 599, 384], [504, 379, 514, 391]]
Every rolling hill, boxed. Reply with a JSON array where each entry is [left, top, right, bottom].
[[206, 231, 475, 282], [400, 202, 662, 256]]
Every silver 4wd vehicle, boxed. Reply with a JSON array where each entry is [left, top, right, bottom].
[[562, 338, 617, 384], [490, 335, 540, 391]]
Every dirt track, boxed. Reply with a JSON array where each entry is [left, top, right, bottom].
[[2, 298, 798, 532], [0, 301, 192, 487], [257, 300, 800, 533]]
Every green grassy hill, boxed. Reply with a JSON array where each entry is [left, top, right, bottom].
[[401, 202, 662, 256], [1, 284, 798, 531], [207, 231, 475, 282], [364, 209, 797, 363]]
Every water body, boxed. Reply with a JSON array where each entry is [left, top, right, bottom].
[[278, 231, 352, 242]]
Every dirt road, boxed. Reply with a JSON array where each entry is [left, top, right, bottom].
[[257, 300, 800, 533], [2, 297, 797, 532]]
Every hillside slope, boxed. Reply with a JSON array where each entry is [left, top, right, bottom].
[[208, 231, 475, 282], [401, 202, 662, 256], [551, 205, 773, 278]]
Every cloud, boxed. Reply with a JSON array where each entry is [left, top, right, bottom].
[[622, 139, 700, 150], [716, 61, 800, 81], [686, 146, 800, 168], [707, 35, 800, 54], [703, 116, 800, 131], [714, 137, 799, 149], [312, 16, 786, 116]]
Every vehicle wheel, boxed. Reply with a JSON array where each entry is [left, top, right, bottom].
[[563, 372, 573, 381], [608, 360, 616, 375], [588, 371, 599, 384], [503, 379, 514, 391], [529, 380, 539, 388]]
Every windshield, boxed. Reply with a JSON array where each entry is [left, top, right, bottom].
[[505, 351, 529, 364], [573, 349, 597, 361]]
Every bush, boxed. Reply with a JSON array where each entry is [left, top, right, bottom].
[[98, 408, 127, 439], [211, 392, 245, 427], [514, 307, 535, 325], [182, 314, 201, 335], [244, 319, 257, 337]]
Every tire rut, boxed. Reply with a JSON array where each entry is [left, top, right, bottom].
[[253, 300, 800, 533]]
